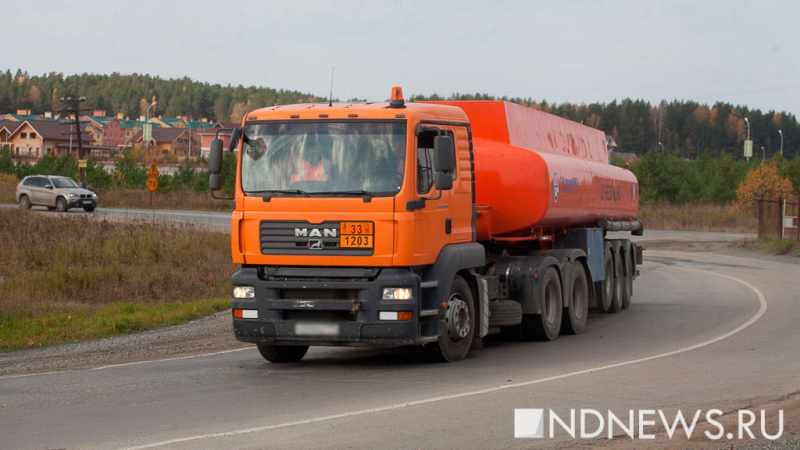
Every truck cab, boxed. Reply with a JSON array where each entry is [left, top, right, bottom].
[[210, 88, 486, 362]]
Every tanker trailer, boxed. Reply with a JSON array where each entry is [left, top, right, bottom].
[[209, 88, 643, 362]]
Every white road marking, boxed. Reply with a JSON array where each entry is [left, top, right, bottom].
[[118, 269, 767, 450]]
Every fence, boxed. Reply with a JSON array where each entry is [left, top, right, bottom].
[[758, 195, 800, 241]]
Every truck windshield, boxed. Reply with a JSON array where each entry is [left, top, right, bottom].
[[241, 121, 407, 197]]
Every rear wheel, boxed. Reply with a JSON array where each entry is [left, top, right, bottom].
[[55, 197, 68, 212], [596, 242, 614, 313], [622, 247, 633, 309], [256, 344, 309, 363], [424, 275, 474, 362], [562, 262, 589, 335], [609, 249, 624, 313], [19, 195, 31, 210]]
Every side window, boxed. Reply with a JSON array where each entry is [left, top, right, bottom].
[[416, 129, 455, 194], [40, 178, 52, 188], [22, 177, 36, 187]]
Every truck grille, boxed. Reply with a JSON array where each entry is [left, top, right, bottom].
[[259, 220, 373, 256]]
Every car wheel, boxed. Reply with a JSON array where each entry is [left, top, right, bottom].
[[55, 197, 68, 212], [19, 195, 32, 210], [424, 275, 474, 362], [83, 206, 96, 212]]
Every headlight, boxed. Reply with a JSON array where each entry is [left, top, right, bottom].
[[232, 286, 255, 299], [92, 193, 98, 198], [67, 193, 78, 198], [382, 287, 413, 300]]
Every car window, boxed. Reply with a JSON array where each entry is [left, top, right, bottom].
[[52, 178, 79, 189], [22, 177, 36, 187], [40, 178, 53, 188]]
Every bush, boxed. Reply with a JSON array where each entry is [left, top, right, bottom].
[[734, 162, 795, 212]]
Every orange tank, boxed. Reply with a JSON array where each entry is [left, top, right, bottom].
[[427, 101, 639, 240]]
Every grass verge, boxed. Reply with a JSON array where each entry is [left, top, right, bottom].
[[96, 189, 232, 212], [638, 203, 756, 233], [0, 209, 237, 352], [732, 238, 800, 257]]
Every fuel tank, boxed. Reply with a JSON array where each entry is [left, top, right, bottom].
[[429, 101, 639, 240]]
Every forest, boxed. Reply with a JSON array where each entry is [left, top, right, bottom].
[[1, 69, 798, 160]]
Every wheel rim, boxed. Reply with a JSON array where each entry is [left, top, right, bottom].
[[544, 279, 557, 324], [573, 275, 585, 320], [604, 259, 613, 300], [445, 294, 470, 341]]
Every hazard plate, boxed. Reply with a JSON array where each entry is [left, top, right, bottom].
[[295, 322, 339, 336]]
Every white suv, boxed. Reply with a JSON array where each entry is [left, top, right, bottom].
[[16, 175, 98, 212]]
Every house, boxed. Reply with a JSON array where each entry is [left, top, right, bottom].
[[197, 122, 237, 158], [4, 120, 96, 158], [0, 120, 25, 150], [131, 127, 199, 158], [149, 116, 185, 128]]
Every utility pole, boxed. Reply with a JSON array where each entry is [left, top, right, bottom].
[[59, 96, 89, 188], [744, 117, 751, 162], [778, 129, 783, 156]]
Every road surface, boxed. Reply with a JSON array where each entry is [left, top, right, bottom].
[[1, 208, 793, 449]]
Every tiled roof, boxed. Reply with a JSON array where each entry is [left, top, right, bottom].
[[131, 127, 188, 143], [14, 120, 95, 143], [0, 120, 25, 133]]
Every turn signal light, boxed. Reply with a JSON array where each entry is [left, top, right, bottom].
[[233, 309, 258, 319], [379, 311, 413, 321]]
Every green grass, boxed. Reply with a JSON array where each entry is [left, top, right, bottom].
[[0, 298, 229, 352], [0, 209, 237, 352], [732, 237, 800, 257]]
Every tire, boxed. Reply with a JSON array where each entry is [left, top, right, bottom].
[[526, 266, 563, 341], [424, 275, 474, 362], [256, 344, 309, 363], [47, 207, 55, 211], [622, 247, 633, 309], [596, 242, 614, 313], [55, 197, 68, 212], [19, 195, 31, 210], [83, 205, 96, 212], [609, 249, 624, 313], [562, 262, 589, 335]]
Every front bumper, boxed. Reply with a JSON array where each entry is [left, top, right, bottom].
[[68, 198, 97, 208], [231, 266, 429, 347]]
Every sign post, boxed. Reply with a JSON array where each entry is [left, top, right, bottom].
[[146, 159, 159, 215]]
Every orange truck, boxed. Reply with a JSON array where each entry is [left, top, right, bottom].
[[207, 87, 642, 363]]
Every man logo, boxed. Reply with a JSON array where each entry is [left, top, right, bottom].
[[308, 239, 324, 250], [295, 228, 337, 238], [515, 409, 545, 438]]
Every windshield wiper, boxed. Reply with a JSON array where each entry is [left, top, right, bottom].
[[318, 190, 374, 202], [246, 189, 311, 201]]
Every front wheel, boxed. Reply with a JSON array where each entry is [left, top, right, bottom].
[[256, 344, 309, 363], [424, 275, 474, 362]]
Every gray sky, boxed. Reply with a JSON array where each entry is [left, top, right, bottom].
[[5, 0, 800, 115]]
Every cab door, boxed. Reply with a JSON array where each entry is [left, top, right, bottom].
[[413, 128, 454, 262]]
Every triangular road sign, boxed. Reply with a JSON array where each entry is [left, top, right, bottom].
[[147, 159, 159, 177]]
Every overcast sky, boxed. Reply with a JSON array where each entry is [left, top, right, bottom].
[[5, 0, 800, 115]]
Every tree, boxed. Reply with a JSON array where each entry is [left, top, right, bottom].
[[735, 163, 795, 212]]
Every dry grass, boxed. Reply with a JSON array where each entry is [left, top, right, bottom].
[[732, 238, 800, 257], [0, 173, 17, 204], [0, 209, 237, 351], [97, 189, 232, 211], [638, 204, 757, 233]]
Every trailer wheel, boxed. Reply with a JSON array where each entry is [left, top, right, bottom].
[[424, 275, 474, 362], [609, 249, 624, 313], [562, 262, 588, 335], [256, 344, 309, 363], [596, 241, 614, 313], [525, 266, 563, 341], [622, 247, 633, 309]]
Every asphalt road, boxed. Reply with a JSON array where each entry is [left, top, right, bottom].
[[1, 210, 793, 449]]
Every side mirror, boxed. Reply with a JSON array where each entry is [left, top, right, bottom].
[[434, 172, 453, 191], [433, 135, 454, 173], [45, 185, 53, 189], [209, 174, 222, 191], [208, 138, 223, 174]]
